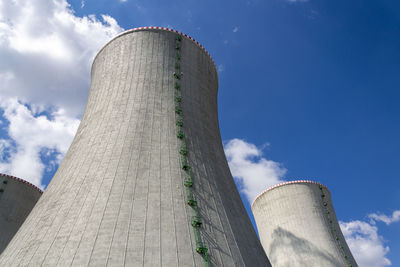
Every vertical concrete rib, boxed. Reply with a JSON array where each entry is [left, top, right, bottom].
[[106, 32, 138, 266], [0, 28, 271, 266]]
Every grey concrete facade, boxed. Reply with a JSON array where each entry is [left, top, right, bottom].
[[0, 28, 270, 266], [252, 180, 357, 267], [0, 173, 42, 254]]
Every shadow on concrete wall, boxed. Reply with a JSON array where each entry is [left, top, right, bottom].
[[268, 227, 343, 267]]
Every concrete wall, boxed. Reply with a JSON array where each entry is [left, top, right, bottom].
[[0, 174, 42, 254], [0, 28, 270, 266], [252, 181, 357, 267]]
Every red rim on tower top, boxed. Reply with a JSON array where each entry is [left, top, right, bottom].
[[94, 26, 216, 71], [0, 173, 43, 194], [252, 180, 330, 207]]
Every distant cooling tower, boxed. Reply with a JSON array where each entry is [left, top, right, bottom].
[[252, 180, 357, 267], [0, 27, 270, 266], [0, 173, 42, 254]]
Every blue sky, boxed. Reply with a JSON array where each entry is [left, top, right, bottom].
[[0, 0, 399, 266]]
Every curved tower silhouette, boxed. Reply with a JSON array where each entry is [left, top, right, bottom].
[[0, 27, 270, 266], [0, 173, 42, 253], [252, 180, 357, 267]]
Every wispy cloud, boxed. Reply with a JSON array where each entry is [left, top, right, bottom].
[[135, 4, 146, 13], [369, 210, 400, 225], [233, 27, 239, 33], [0, 139, 12, 160], [81, 0, 85, 8], [340, 210, 400, 267], [224, 138, 286, 203], [218, 64, 224, 72], [340, 219, 392, 267]]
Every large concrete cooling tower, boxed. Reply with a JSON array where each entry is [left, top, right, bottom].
[[0, 173, 42, 253], [252, 180, 357, 267], [0, 27, 270, 266]]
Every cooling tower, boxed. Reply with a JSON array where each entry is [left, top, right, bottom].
[[0, 27, 270, 266], [252, 180, 357, 267], [0, 173, 42, 254]]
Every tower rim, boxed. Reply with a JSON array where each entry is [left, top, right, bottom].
[[0, 173, 43, 194], [251, 180, 330, 207], [92, 26, 217, 73]]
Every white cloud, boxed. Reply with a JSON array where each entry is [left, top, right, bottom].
[[0, 0, 123, 187], [0, 98, 79, 189], [224, 138, 286, 203], [0, 139, 12, 158], [0, 0, 123, 117], [81, 0, 85, 8], [340, 220, 391, 267], [369, 210, 400, 225], [218, 64, 224, 72], [233, 27, 239, 33]]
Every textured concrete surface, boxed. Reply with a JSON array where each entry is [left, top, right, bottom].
[[0, 28, 270, 266], [0, 174, 42, 254], [252, 181, 357, 267]]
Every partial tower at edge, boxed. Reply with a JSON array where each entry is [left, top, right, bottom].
[[251, 180, 357, 267], [0, 173, 42, 254]]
